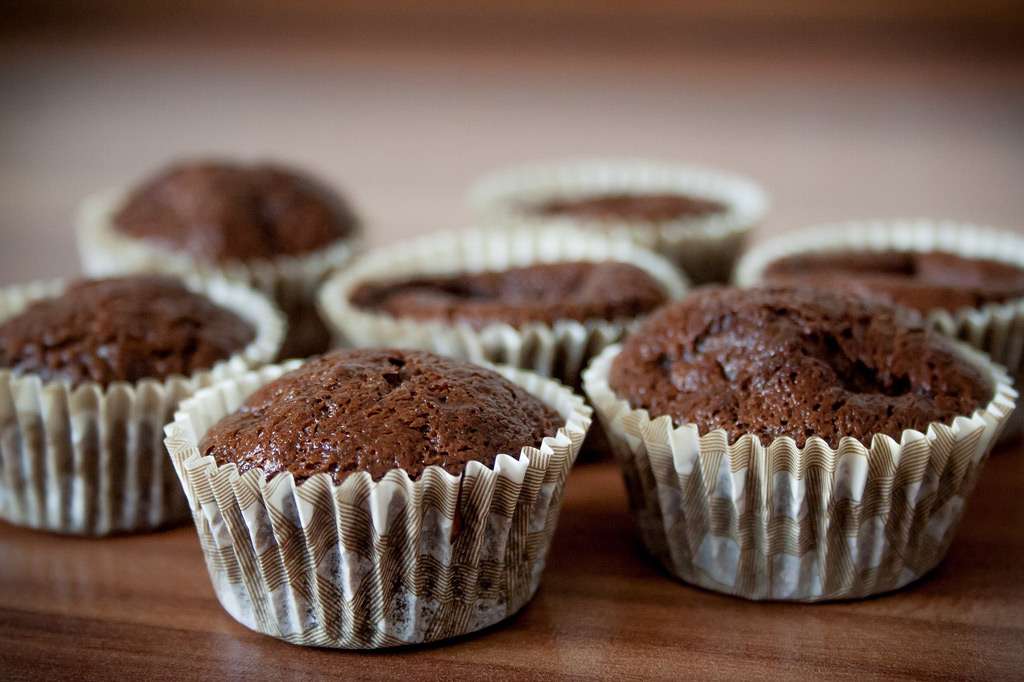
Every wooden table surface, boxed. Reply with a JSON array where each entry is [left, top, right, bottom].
[[2, 20, 1024, 681], [2, 451, 1023, 680]]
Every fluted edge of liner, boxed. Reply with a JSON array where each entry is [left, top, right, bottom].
[[467, 159, 769, 283], [163, 359, 592, 647], [0, 274, 285, 535], [317, 224, 689, 386], [582, 341, 1016, 601]]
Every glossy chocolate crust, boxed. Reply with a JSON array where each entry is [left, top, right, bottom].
[[762, 251, 1024, 313], [609, 286, 994, 446], [349, 261, 668, 328], [0, 275, 254, 387], [200, 349, 564, 484], [114, 160, 357, 263], [530, 192, 725, 222]]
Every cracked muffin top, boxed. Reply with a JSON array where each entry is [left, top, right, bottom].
[[348, 261, 669, 328], [528, 193, 725, 222], [608, 286, 994, 446], [199, 348, 564, 483], [0, 275, 255, 387], [114, 159, 358, 263], [761, 250, 1024, 313]]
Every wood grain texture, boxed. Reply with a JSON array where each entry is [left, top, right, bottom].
[[2, 23, 1024, 681], [2, 451, 1023, 680], [1, 28, 1023, 286]]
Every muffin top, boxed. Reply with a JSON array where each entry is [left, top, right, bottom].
[[114, 160, 358, 263], [349, 261, 669, 328], [0, 276, 255, 388], [762, 251, 1024, 313], [608, 286, 993, 446], [529, 192, 725, 222], [200, 349, 564, 484]]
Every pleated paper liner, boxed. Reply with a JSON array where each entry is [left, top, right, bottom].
[[317, 225, 689, 389], [583, 342, 1015, 602], [0, 275, 285, 536], [467, 159, 768, 284], [164, 360, 591, 648], [76, 189, 361, 358], [734, 219, 1024, 441]]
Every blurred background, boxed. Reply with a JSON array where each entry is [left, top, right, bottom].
[[2, 1, 1023, 285]]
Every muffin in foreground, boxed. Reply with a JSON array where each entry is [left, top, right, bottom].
[[0, 274, 283, 535], [164, 348, 591, 648], [734, 220, 1024, 441], [583, 286, 1015, 601], [319, 226, 688, 388], [76, 159, 361, 359], [468, 159, 767, 284]]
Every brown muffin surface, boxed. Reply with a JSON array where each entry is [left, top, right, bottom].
[[762, 251, 1024, 313], [530, 192, 725, 222], [349, 261, 668, 328], [0, 275, 254, 387], [609, 286, 993, 446], [114, 160, 357, 263], [200, 349, 564, 484]]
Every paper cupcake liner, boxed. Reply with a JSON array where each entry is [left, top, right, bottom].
[[468, 159, 769, 284], [163, 360, 591, 648], [583, 342, 1015, 602], [735, 219, 1024, 440], [0, 275, 285, 536], [76, 189, 361, 358], [317, 225, 689, 388]]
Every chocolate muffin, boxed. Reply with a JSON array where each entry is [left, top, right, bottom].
[[609, 286, 994, 446], [469, 160, 768, 285], [114, 160, 358, 264], [531, 193, 725, 223], [200, 349, 564, 484], [0, 275, 255, 387], [97, 159, 360, 359], [761, 251, 1024, 313], [348, 261, 669, 329]]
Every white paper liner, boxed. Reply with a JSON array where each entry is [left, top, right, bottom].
[[76, 189, 361, 358], [583, 342, 1016, 602], [468, 159, 768, 284], [735, 219, 1024, 440], [163, 359, 591, 647], [317, 225, 689, 387], [0, 275, 285, 536]]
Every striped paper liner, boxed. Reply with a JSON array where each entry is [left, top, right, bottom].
[[164, 360, 591, 647], [583, 341, 1015, 601], [468, 159, 768, 284], [76, 189, 361, 358], [735, 219, 1024, 440], [317, 225, 689, 388], [0, 275, 285, 535]]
